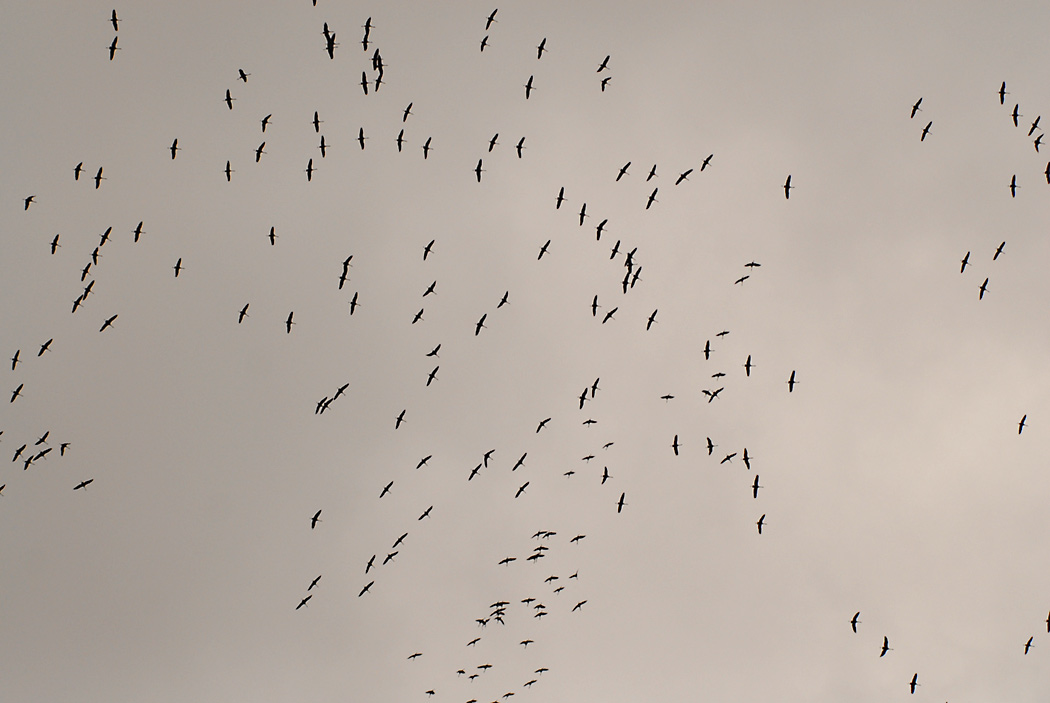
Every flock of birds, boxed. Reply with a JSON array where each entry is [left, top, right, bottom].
[[5, 5, 1049, 702]]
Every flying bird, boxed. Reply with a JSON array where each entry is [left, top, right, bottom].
[[910, 97, 922, 118], [744, 354, 754, 376], [538, 239, 550, 259], [108, 35, 120, 60], [675, 169, 693, 185], [1024, 636, 1034, 654], [10, 350, 20, 370], [597, 55, 610, 72], [515, 137, 525, 158], [224, 89, 235, 110], [285, 311, 295, 333], [850, 612, 861, 633], [556, 186, 566, 208], [74, 162, 83, 180], [313, 111, 322, 132], [475, 159, 484, 182], [426, 366, 439, 387], [423, 239, 435, 260], [1031, 116, 1043, 136], [110, 9, 119, 30], [646, 310, 658, 330], [647, 164, 657, 181], [784, 174, 793, 198], [99, 314, 118, 332], [94, 166, 105, 189], [170, 138, 180, 159], [224, 161, 233, 181], [920, 121, 932, 141], [358, 127, 367, 149], [73, 479, 94, 491], [701, 154, 714, 171], [601, 76, 611, 91], [993, 241, 1005, 260], [422, 137, 432, 159], [979, 277, 989, 300], [38, 338, 53, 356], [616, 162, 631, 181], [395, 409, 406, 429], [671, 435, 680, 456], [380, 481, 393, 498], [908, 673, 919, 694], [646, 188, 658, 209], [999, 81, 1008, 104], [616, 492, 626, 513], [50, 234, 60, 254], [310, 509, 322, 529], [960, 251, 970, 272], [24, 195, 35, 210], [880, 636, 892, 657], [485, 8, 498, 29], [10, 384, 23, 403], [403, 103, 413, 122], [1012, 103, 1022, 127], [480, 35, 489, 51], [524, 75, 535, 99], [756, 514, 765, 534], [358, 581, 374, 597], [1018, 414, 1027, 434], [752, 475, 762, 498], [475, 314, 487, 336], [787, 370, 797, 392]]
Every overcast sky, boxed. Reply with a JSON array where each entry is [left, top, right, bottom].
[[3, 2, 1050, 701]]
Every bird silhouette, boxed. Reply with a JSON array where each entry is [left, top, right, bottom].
[[910, 97, 922, 118], [850, 612, 861, 633], [311, 510, 322, 528]]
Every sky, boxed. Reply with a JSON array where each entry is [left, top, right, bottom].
[[2, 1, 1050, 701]]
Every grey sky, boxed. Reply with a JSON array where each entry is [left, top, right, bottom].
[[2, 2, 1050, 701]]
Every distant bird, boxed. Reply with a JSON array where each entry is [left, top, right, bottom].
[[237, 68, 249, 83], [601, 76, 611, 92], [756, 514, 765, 534], [60, 443, 70, 456], [850, 612, 861, 633], [423, 239, 435, 260], [979, 277, 989, 300], [395, 409, 406, 429], [524, 75, 535, 99], [1013, 103, 1022, 127], [224, 161, 233, 181], [703, 340, 713, 360], [515, 137, 525, 158], [261, 114, 271, 132], [480, 35, 489, 51], [133, 221, 144, 242], [10, 350, 20, 370], [268, 226, 277, 245], [999, 81, 1008, 105], [110, 9, 120, 30], [94, 166, 106, 189], [108, 35, 120, 60], [1018, 414, 1026, 434], [538, 239, 550, 259], [224, 89, 235, 110], [1024, 636, 1034, 654], [38, 338, 53, 356], [426, 366, 439, 387], [170, 138, 180, 159], [396, 129, 405, 152], [407, 652, 422, 660], [1036, 135, 1044, 153], [285, 311, 295, 333], [475, 314, 487, 336], [365, 555, 375, 573], [515, 482, 529, 498], [616, 162, 631, 181], [313, 111, 323, 132], [742, 448, 752, 470], [787, 370, 797, 392], [537, 417, 551, 433], [308, 575, 321, 591], [646, 310, 658, 330], [784, 174, 793, 199], [720, 452, 736, 464], [671, 435, 680, 456], [920, 121, 932, 141], [358, 127, 367, 149], [173, 258, 183, 278], [993, 241, 1005, 260], [579, 203, 588, 225], [485, 8, 498, 29], [419, 506, 433, 520], [752, 475, 762, 498], [616, 492, 626, 513], [597, 55, 610, 72], [99, 314, 118, 332], [910, 97, 922, 118], [475, 159, 484, 182], [310, 509, 322, 529], [488, 133, 499, 151], [319, 136, 328, 158], [74, 162, 83, 180], [960, 251, 970, 272], [645, 188, 658, 209], [73, 479, 94, 491], [908, 673, 919, 694], [701, 154, 714, 171], [426, 344, 441, 357], [380, 481, 393, 498], [358, 581, 374, 597], [497, 291, 509, 308], [348, 291, 359, 315], [422, 137, 432, 159], [556, 186, 566, 208], [412, 309, 424, 324], [744, 354, 754, 376], [647, 164, 657, 181], [403, 103, 413, 122], [675, 169, 693, 185], [50, 234, 60, 254], [602, 307, 618, 323], [305, 158, 315, 181], [880, 636, 892, 657]]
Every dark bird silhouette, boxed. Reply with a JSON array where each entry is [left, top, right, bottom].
[[1024, 636, 1034, 654], [960, 251, 970, 272], [170, 138, 180, 159], [285, 311, 295, 333], [720, 452, 736, 464], [742, 448, 752, 470], [556, 186, 566, 208], [647, 164, 657, 181], [524, 75, 535, 99], [851, 612, 861, 633], [920, 121, 932, 141], [701, 153, 714, 171], [133, 221, 144, 242], [647, 310, 658, 330], [616, 492, 626, 513], [784, 174, 793, 199], [412, 309, 424, 324], [602, 307, 618, 323], [515, 482, 529, 498], [744, 354, 754, 377], [1018, 414, 1027, 434], [993, 241, 1005, 260], [380, 481, 394, 498], [422, 137, 432, 159], [516, 137, 525, 158], [419, 506, 433, 520], [224, 161, 233, 181], [880, 636, 892, 657], [74, 162, 83, 180], [426, 344, 441, 357], [310, 510, 322, 529], [601, 76, 611, 91], [538, 239, 551, 260], [267, 226, 277, 246], [752, 475, 762, 498], [426, 366, 439, 387], [110, 9, 119, 30], [260, 114, 271, 133], [646, 188, 658, 209], [365, 555, 375, 573], [358, 127, 367, 149], [1013, 103, 1022, 127], [475, 314, 487, 336], [908, 673, 919, 694], [396, 129, 405, 152], [979, 277, 989, 300], [73, 479, 94, 491], [999, 81, 1008, 105], [537, 37, 547, 58], [671, 435, 680, 456], [756, 514, 765, 534], [422, 281, 437, 297], [402, 102, 413, 122], [94, 166, 106, 189], [597, 55, 610, 72], [99, 314, 118, 332], [171, 258, 184, 278], [1034, 116, 1045, 136], [108, 35, 120, 60], [485, 8, 498, 29], [313, 111, 323, 132], [703, 340, 713, 360], [224, 89, 235, 110], [488, 133, 499, 151], [50, 234, 60, 254], [675, 169, 693, 185], [318, 135, 328, 158], [910, 97, 922, 118], [348, 291, 359, 315], [475, 159, 484, 182], [238, 303, 250, 323], [394, 410, 408, 430], [480, 35, 489, 51], [308, 575, 322, 591], [358, 581, 374, 597], [616, 162, 631, 181], [787, 370, 797, 392], [578, 203, 588, 225], [10, 350, 20, 370], [735, 274, 749, 286], [423, 239, 435, 260], [24, 195, 35, 210], [38, 338, 53, 356], [305, 158, 315, 181]]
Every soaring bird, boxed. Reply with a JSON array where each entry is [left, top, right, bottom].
[[556, 186, 566, 208], [850, 612, 861, 633], [380, 481, 393, 498], [99, 314, 118, 332], [170, 138, 180, 159], [38, 338, 53, 356], [488, 133, 499, 151], [173, 258, 183, 278], [908, 673, 919, 694], [756, 514, 765, 534], [10, 384, 23, 403], [418, 506, 433, 520], [787, 370, 797, 392], [910, 97, 923, 118], [1024, 636, 1034, 654], [616, 492, 626, 513], [238, 304, 249, 323], [1030, 116, 1042, 136], [979, 277, 989, 300], [133, 221, 145, 242], [10, 350, 20, 370], [993, 241, 1005, 260], [999, 81, 1008, 104], [536, 37, 547, 58], [752, 475, 762, 498], [645, 188, 658, 209], [348, 291, 359, 315], [701, 154, 714, 171], [475, 314, 487, 336], [880, 636, 892, 657], [422, 137, 432, 159], [224, 89, 235, 110], [423, 239, 435, 260], [515, 482, 529, 498], [646, 310, 658, 330], [597, 55, 610, 72], [313, 111, 323, 132], [358, 581, 374, 597], [295, 595, 312, 611], [73, 479, 94, 491], [94, 166, 106, 189], [318, 136, 328, 158], [395, 409, 406, 429], [480, 35, 489, 51], [237, 68, 250, 82], [426, 366, 439, 387], [475, 159, 484, 182], [1019, 414, 1027, 434], [485, 8, 498, 29], [537, 239, 550, 259], [358, 127, 367, 149], [602, 307, 618, 323], [516, 137, 526, 158], [647, 164, 657, 181], [616, 162, 631, 181], [578, 202, 588, 225], [224, 161, 233, 181], [671, 435, 680, 456], [1012, 103, 1022, 127], [24, 195, 35, 210], [285, 311, 295, 333], [524, 75, 535, 99], [50, 234, 61, 254], [110, 9, 120, 30], [675, 169, 693, 185], [310, 510, 322, 529], [742, 448, 752, 470], [74, 162, 84, 180], [403, 103, 413, 122], [601, 76, 611, 91], [920, 121, 932, 141], [261, 114, 271, 132], [784, 174, 793, 199], [960, 251, 970, 272], [305, 159, 315, 181], [744, 354, 754, 376], [108, 35, 120, 60]]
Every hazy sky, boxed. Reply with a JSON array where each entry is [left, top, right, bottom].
[[3, 2, 1050, 701]]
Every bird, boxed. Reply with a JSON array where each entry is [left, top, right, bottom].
[[310, 509, 322, 529], [538, 239, 550, 259], [423, 239, 435, 260], [108, 35, 120, 60], [422, 281, 437, 297], [701, 154, 714, 171], [578, 203, 588, 225], [267, 226, 277, 245], [170, 138, 180, 159], [74, 162, 83, 180], [910, 97, 923, 118], [993, 241, 1005, 260], [1019, 414, 1027, 434], [999, 81, 1008, 105], [426, 366, 439, 387], [960, 251, 970, 272], [99, 314, 118, 332], [1024, 636, 1034, 654], [365, 555, 375, 573], [497, 291, 509, 308], [479, 35, 489, 51], [358, 581, 374, 597], [224, 89, 235, 110], [94, 166, 106, 189], [318, 136, 328, 158], [742, 448, 752, 470], [73, 479, 94, 491], [10, 350, 20, 370], [616, 492, 626, 513], [380, 481, 394, 498], [358, 127, 367, 149], [172, 258, 183, 278], [348, 292, 359, 315], [597, 55, 610, 72], [756, 514, 765, 534], [744, 354, 754, 376], [616, 162, 631, 181], [601, 76, 611, 92], [422, 137, 432, 159], [703, 340, 713, 360], [524, 75, 535, 99], [285, 311, 295, 333], [671, 435, 680, 456], [50, 234, 60, 254], [979, 277, 989, 300], [38, 338, 53, 356], [60, 443, 70, 456], [485, 8, 498, 29], [1036, 134, 1044, 152], [260, 114, 271, 133], [675, 169, 693, 185], [312, 111, 323, 132], [720, 452, 736, 464], [645, 188, 658, 209], [784, 174, 793, 199], [110, 9, 119, 30], [908, 673, 919, 694], [426, 344, 441, 358], [920, 121, 932, 141], [412, 309, 424, 324], [407, 652, 422, 660], [419, 506, 433, 520], [395, 409, 406, 429], [602, 307, 618, 323], [402, 103, 413, 122], [305, 158, 315, 181], [237, 68, 249, 83], [24, 195, 35, 210], [787, 370, 797, 392], [1013, 103, 1022, 127], [133, 221, 144, 242], [1033, 116, 1044, 136], [752, 475, 762, 498], [647, 164, 657, 181], [308, 575, 321, 591], [880, 636, 892, 657], [515, 482, 529, 498], [850, 612, 861, 633], [556, 186, 566, 208], [488, 133, 499, 151], [475, 314, 487, 336], [515, 137, 525, 158], [475, 159, 484, 182], [224, 161, 233, 181], [646, 310, 658, 330]]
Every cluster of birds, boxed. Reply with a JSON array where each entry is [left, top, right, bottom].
[[6, 5, 1048, 703]]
